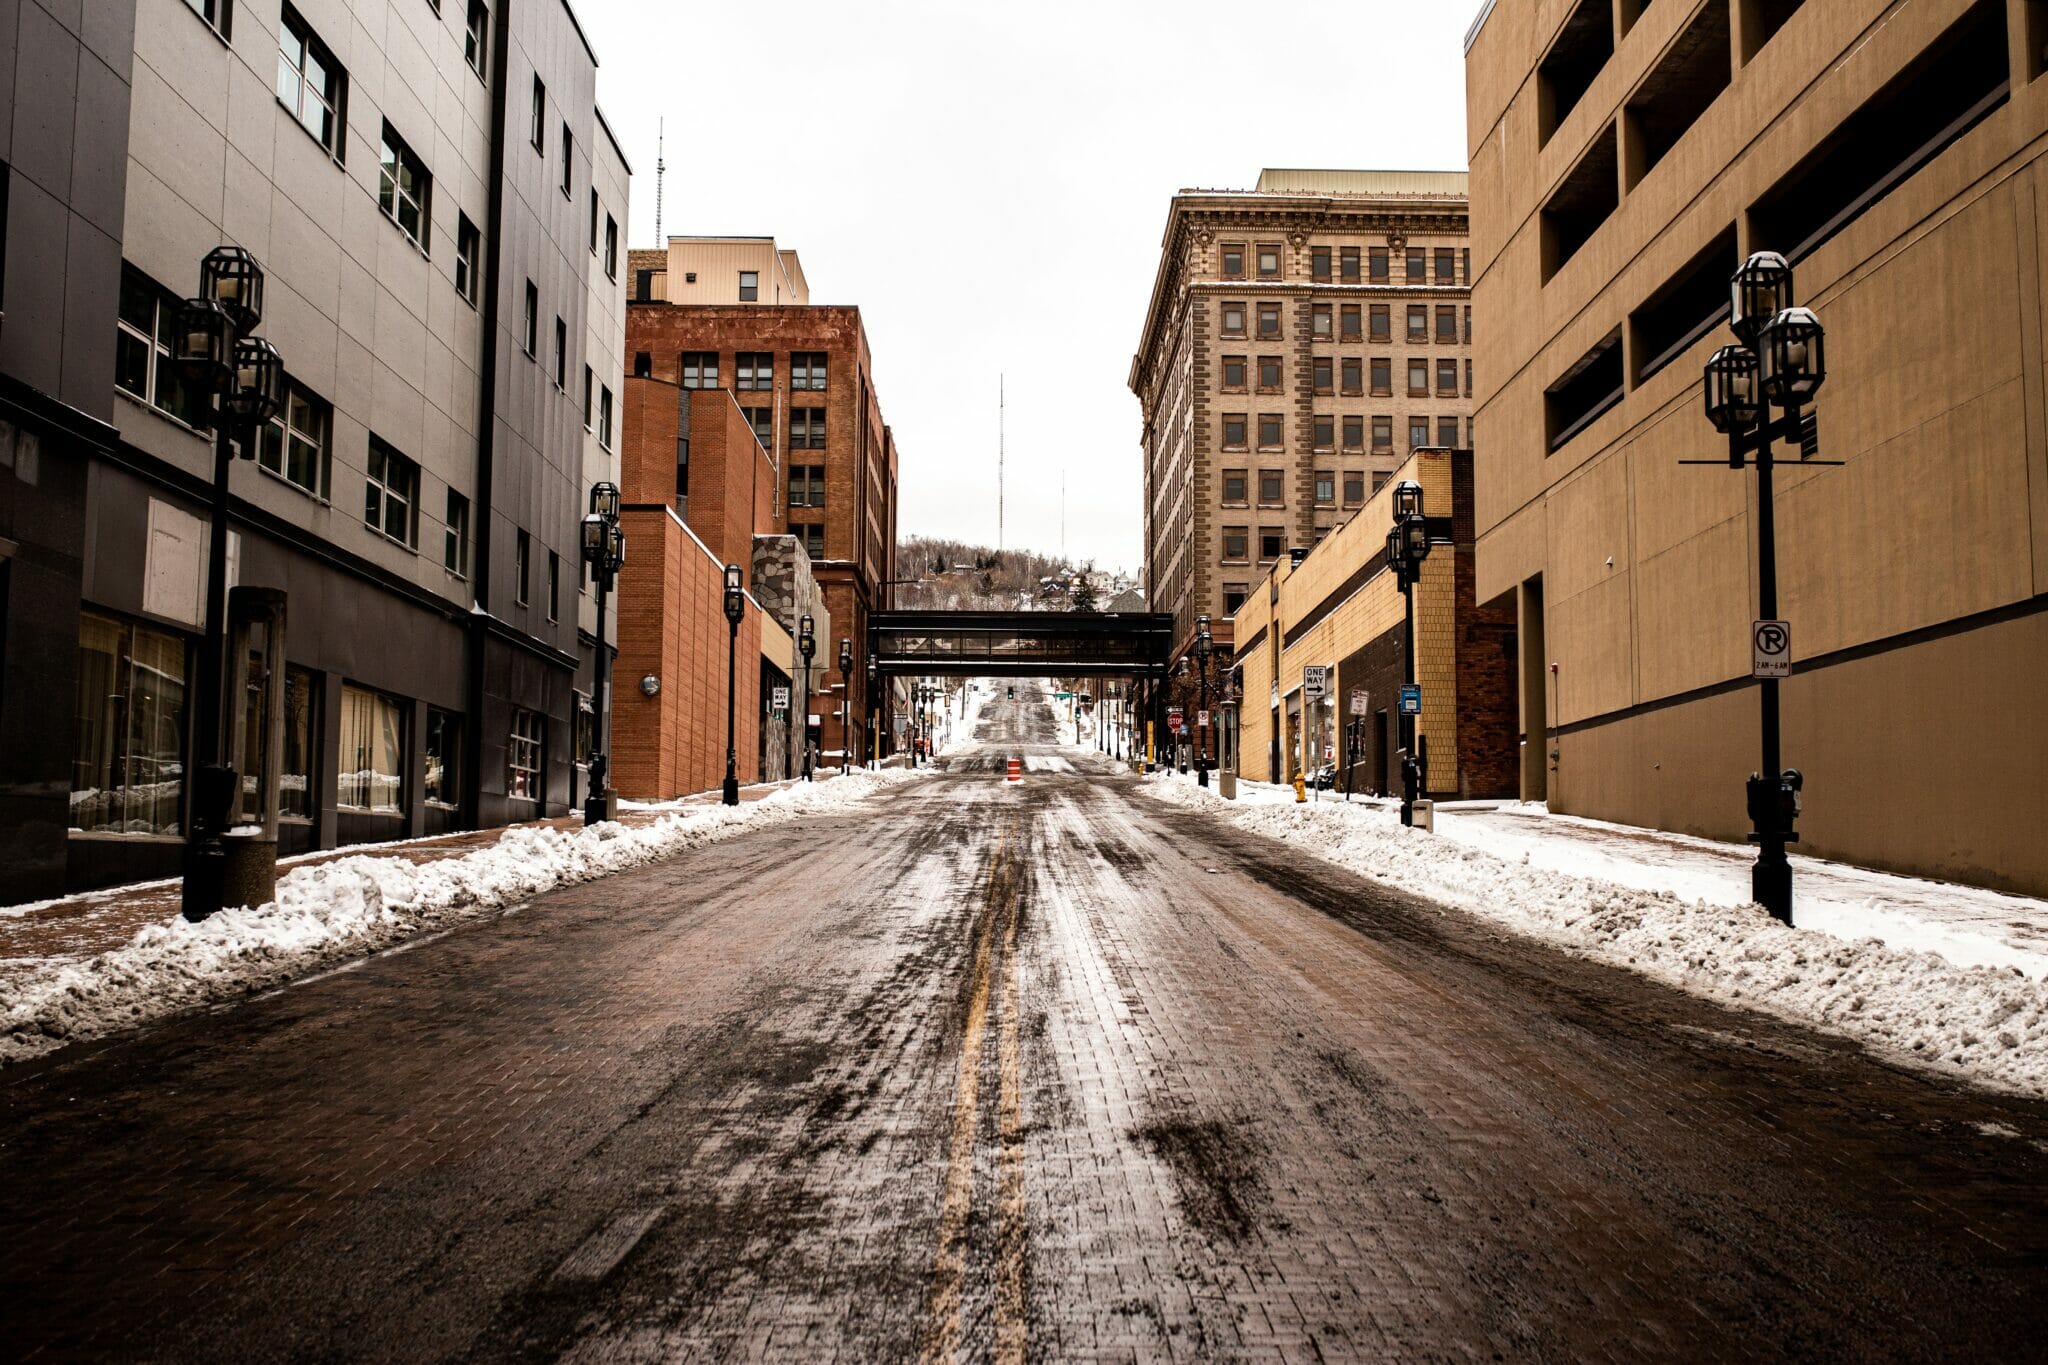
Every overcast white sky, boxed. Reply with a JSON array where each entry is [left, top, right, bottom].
[[573, 1, 1482, 576]]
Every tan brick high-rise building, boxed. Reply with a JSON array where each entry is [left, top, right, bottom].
[[623, 239, 900, 764], [1130, 171, 1473, 670], [1467, 0, 2048, 893]]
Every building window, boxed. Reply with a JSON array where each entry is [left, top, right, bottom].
[[798, 524, 826, 559], [736, 352, 774, 390], [184, 0, 231, 38], [1340, 304, 1361, 341], [425, 709, 460, 807], [1465, 305, 1473, 343], [445, 489, 470, 577], [681, 352, 718, 388], [1258, 527, 1284, 561], [791, 352, 828, 389], [281, 667, 317, 821], [583, 366, 595, 428], [1406, 305, 1427, 342], [739, 270, 759, 301], [1256, 303, 1281, 338], [1409, 359, 1429, 395], [598, 385, 613, 449], [1409, 417, 1430, 450], [1407, 247, 1426, 282], [116, 266, 213, 430], [529, 74, 545, 151], [1437, 306, 1458, 343], [1314, 470, 1335, 504], [1223, 583, 1249, 614], [1439, 416, 1461, 447], [465, 1, 488, 76], [1311, 303, 1332, 338], [554, 317, 567, 388], [1342, 415, 1363, 450], [1312, 356, 1333, 393], [1464, 248, 1472, 283], [1369, 247, 1389, 282], [1256, 414, 1283, 450], [508, 708, 544, 801], [514, 529, 531, 605], [790, 407, 827, 450], [1438, 359, 1459, 395], [603, 215, 618, 278], [1313, 415, 1334, 451], [1435, 248, 1456, 284], [364, 439, 419, 548], [258, 380, 331, 498], [1340, 247, 1360, 282], [1257, 468, 1283, 503], [560, 122, 572, 196], [547, 550, 560, 622], [1221, 355, 1246, 391], [337, 685, 405, 814], [1466, 359, 1474, 396], [1310, 247, 1331, 281], [1343, 470, 1365, 504], [1222, 468, 1247, 503], [790, 464, 826, 508], [1372, 416, 1392, 450], [521, 280, 537, 356], [1221, 413, 1247, 449], [72, 611, 187, 837], [1221, 243, 1245, 277], [1369, 305, 1390, 341], [743, 405, 773, 450], [1256, 355, 1282, 392], [276, 6, 345, 157], [1371, 357, 1391, 395], [1220, 302, 1246, 337], [455, 214, 480, 304], [1222, 526, 1248, 561], [378, 122, 430, 251], [1340, 357, 1361, 394], [1256, 243, 1281, 277]]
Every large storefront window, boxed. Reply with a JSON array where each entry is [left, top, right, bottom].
[[425, 709, 461, 807], [338, 685, 405, 814], [72, 612, 188, 836], [508, 708, 544, 802], [281, 668, 318, 821]]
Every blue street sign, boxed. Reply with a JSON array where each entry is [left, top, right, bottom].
[[1399, 684, 1422, 715]]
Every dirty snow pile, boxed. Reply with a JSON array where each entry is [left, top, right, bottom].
[[938, 683, 991, 756], [1144, 774, 2048, 1098], [1, 770, 910, 1065]]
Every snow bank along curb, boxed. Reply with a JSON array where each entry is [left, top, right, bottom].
[[1143, 775, 2048, 1099], [2, 770, 913, 1066]]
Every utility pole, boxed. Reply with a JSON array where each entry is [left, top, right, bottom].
[[998, 374, 1005, 558]]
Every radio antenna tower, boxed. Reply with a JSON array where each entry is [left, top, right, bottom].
[[654, 120, 665, 243], [998, 374, 1006, 557]]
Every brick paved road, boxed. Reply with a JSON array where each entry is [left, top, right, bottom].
[[4, 682, 2047, 1361]]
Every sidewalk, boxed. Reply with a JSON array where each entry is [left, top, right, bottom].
[[0, 775, 832, 997]]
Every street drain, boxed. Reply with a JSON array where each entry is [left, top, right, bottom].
[[553, 1207, 664, 1284]]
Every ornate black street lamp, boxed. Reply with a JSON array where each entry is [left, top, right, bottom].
[[580, 483, 625, 823], [171, 246, 285, 922], [722, 564, 744, 806], [798, 613, 816, 781], [866, 655, 880, 768], [1691, 251, 1833, 924], [1194, 615, 1213, 787], [1386, 479, 1434, 828], [838, 637, 853, 776]]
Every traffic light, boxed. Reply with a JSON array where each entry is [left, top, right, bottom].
[[1006, 685, 1015, 700]]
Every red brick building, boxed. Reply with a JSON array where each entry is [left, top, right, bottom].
[[613, 382, 791, 799], [624, 238, 901, 764]]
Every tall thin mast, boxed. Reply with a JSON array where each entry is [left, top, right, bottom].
[[654, 120, 665, 244], [998, 374, 1005, 557]]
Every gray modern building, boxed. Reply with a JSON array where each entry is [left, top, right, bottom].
[[0, 0, 627, 899]]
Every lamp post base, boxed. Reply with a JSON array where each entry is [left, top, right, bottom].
[[180, 762, 240, 922], [584, 789, 619, 825], [722, 776, 740, 807], [1197, 765, 1208, 788]]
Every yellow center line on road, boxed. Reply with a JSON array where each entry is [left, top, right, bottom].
[[922, 813, 1020, 1364], [993, 821, 1027, 1365]]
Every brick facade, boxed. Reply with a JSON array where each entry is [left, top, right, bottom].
[[622, 303, 899, 764]]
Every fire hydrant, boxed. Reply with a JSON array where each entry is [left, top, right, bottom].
[[1293, 770, 1308, 803]]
